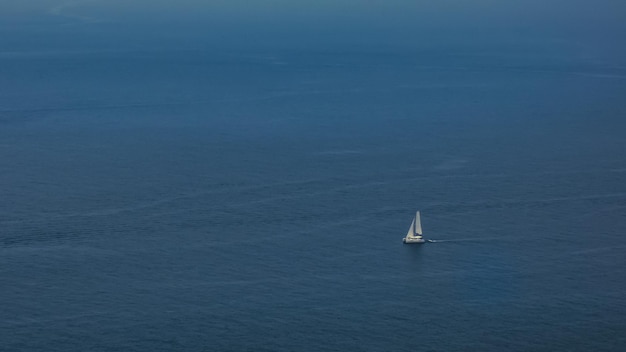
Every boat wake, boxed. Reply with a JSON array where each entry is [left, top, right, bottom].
[[426, 237, 505, 243]]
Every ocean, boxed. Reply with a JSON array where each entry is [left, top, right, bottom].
[[2, 44, 626, 351]]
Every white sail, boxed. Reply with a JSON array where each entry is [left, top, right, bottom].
[[406, 218, 415, 238], [414, 211, 423, 235], [403, 210, 426, 244]]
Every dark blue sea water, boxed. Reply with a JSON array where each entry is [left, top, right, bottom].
[[2, 44, 626, 350]]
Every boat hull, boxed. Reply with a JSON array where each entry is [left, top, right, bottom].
[[403, 237, 425, 244]]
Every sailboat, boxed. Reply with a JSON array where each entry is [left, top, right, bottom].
[[403, 211, 426, 244]]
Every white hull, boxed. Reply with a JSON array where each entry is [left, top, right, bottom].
[[403, 237, 425, 244]]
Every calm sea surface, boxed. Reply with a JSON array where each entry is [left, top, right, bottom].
[[1, 47, 626, 351]]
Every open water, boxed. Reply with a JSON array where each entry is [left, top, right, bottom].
[[1, 42, 626, 351]]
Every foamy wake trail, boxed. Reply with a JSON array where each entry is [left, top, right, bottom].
[[427, 237, 507, 243]]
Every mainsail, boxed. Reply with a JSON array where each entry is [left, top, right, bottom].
[[414, 211, 423, 235]]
